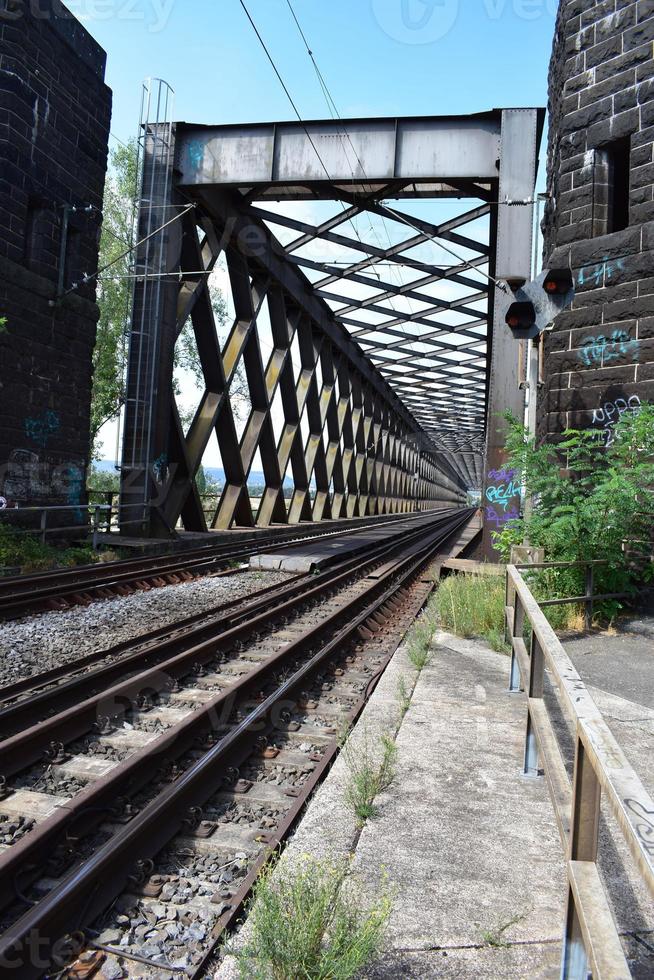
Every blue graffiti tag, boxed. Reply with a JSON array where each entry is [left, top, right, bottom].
[[484, 467, 521, 530], [485, 480, 521, 512], [577, 256, 625, 289], [579, 329, 639, 368], [188, 140, 204, 169], [24, 410, 60, 449], [152, 453, 168, 483], [63, 463, 84, 524]]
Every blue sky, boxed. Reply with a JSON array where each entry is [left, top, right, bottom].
[[81, 0, 558, 466], [75, 0, 557, 163]]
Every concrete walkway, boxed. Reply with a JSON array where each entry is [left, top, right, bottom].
[[218, 631, 566, 978], [351, 633, 564, 979]]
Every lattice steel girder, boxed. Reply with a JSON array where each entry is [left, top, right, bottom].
[[120, 108, 543, 539]]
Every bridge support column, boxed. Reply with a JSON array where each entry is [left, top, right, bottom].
[[482, 109, 541, 559]]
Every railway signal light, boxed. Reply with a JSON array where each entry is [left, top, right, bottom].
[[543, 268, 574, 296], [505, 301, 538, 340], [504, 268, 575, 341]]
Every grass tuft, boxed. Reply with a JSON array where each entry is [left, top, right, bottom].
[[436, 573, 510, 652], [235, 855, 391, 980], [481, 911, 527, 948], [397, 675, 411, 721], [405, 595, 439, 671], [343, 730, 398, 826]]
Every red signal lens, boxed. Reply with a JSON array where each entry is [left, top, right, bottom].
[[542, 268, 574, 295]]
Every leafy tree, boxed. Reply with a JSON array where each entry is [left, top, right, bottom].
[[91, 141, 138, 456], [494, 407, 654, 615], [91, 142, 249, 456]]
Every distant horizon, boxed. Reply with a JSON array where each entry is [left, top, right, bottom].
[[92, 459, 298, 489]]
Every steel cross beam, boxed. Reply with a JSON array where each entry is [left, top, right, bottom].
[[119, 109, 543, 551]]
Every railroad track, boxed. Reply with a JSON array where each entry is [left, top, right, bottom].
[[0, 508, 473, 979], [0, 511, 430, 622]]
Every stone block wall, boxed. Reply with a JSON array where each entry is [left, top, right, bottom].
[[0, 0, 111, 513], [542, 0, 654, 448]]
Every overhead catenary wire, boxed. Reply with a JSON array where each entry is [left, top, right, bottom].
[[279, 0, 509, 297], [280, 0, 486, 462], [51, 203, 196, 304]]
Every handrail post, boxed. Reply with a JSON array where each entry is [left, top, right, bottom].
[[561, 737, 601, 978], [584, 563, 594, 632], [92, 506, 101, 552], [570, 738, 600, 864], [560, 899, 589, 980], [509, 585, 524, 693], [40, 509, 47, 546], [523, 632, 544, 776]]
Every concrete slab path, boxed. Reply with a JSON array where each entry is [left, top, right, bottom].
[[217, 631, 568, 978]]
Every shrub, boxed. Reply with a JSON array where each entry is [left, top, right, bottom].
[[0, 525, 97, 574], [235, 855, 391, 980], [493, 408, 654, 619]]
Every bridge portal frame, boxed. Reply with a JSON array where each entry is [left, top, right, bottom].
[[119, 108, 543, 548]]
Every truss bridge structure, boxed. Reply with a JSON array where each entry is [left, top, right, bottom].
[[119, 103, 543, 552]]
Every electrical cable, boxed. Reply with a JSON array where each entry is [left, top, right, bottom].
[[53, 203, 195, 303]]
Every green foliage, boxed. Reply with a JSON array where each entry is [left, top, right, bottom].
[[0, 316, 7, 334], [481, 911, 527, 949], [91, 141, 139, 457], [235, 855, 391, 980], [343, 730, 398, 825], [436, 573, 509, 652], [92, 143, 241, 457], [493, 408, 654, 618], [0, 525, 96, 573], [87, 465, 120, 494]]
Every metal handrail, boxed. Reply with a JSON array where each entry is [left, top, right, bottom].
[[515, 558, 630, 631], [505, 563, 654, 979]]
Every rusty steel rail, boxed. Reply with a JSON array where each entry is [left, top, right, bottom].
[[506, 564, 654, 980], [0, 510, 469, 757], [0, 510, 431, 620], [0, 509, 472, 977]]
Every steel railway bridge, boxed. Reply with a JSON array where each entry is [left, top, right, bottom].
[[119, 97, 544, 557]]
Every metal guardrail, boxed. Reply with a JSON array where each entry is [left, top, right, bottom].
[[0, 503, 149, 554], [0, 504, 110, 549], [514, 559, 630, 631], [505, 563, 654, 979]]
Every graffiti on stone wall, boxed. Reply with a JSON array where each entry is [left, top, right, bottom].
[[24, 410, 60, 449], [484, 467, 521, 530], [592, 395, 642, 447], [578, 329, 640, 368], [576, 256, 625, 289], [0, 449, 86, 509]]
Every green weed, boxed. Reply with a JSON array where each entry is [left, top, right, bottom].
[[343, 731, 398, 826], [235, 855, 391, 980]]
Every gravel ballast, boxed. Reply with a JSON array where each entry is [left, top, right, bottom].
[[0, 569, 290, 688]]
